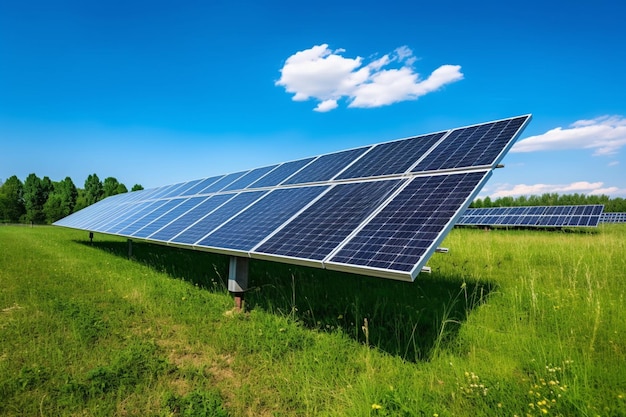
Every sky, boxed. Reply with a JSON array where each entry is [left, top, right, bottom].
[[1, 0, 625, 198]]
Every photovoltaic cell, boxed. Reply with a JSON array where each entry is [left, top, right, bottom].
[[197, 186, 329, 251], [282, 147, 370, 184], [148, 183, 186, 200], [180, 176, 224, 196], [328, 172, 487, 276], [117, 199, 188, 236], [149, 194, 233, 242], [413, 116, 528, 172], [221, 165, 279, 191], [91, 201, 154, 232], [133, 197, 206, 238], [104, 200, 171, 234], [254, 180, 403, 261], [171, 191, 266, 245], [248, 157, 316, 188], [198, 171, 249, 194], [336, 132, 445, 180], [161, 179, 203, 198]]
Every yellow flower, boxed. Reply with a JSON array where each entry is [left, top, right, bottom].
[[371, 403, 382, 410]]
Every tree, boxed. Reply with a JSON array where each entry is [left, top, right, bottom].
[[43, 177, 78, 223], [131, 184, 144, 191], [84, 174, 104, 206], [103, 177, 127, 198], [0, 175, 25, 223], [23, 173, 47, 223]]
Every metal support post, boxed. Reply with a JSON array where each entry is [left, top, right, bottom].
[[127, 239, 133, 259], [228, 256, 249, 311]]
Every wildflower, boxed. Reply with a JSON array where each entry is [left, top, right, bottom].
[[371, 403, 382, 410]]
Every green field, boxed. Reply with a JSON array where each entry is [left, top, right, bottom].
[[1, 225, 625, 416]]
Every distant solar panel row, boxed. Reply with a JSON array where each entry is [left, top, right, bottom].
[[54, 115, 531, 281], [600, 212, 626, 223], [457, 205, 604, 228]]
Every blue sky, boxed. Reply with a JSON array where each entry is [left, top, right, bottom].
[[1, 0, 625, 198]]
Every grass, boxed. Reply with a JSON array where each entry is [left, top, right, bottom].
[[0, 224, 625, 416]]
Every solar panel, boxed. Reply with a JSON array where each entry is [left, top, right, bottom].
[[180, 175, 224, 196], [221, 165, 279, 191], [327, 172, 489, 279], [600, 212, 626, 223], [171, 191, 266, 245], [54, 114, 531, 282], [133, 197, 202, 238], [282, 147, 370, 184], [412, 116, 527, 172], [336, 132, 445, 180], [457, 205, 604, 228], [253, 179, 403, 263], [149, 195, 232, 242], [247, 158, 315, 188], [198, 186, 329, 252]]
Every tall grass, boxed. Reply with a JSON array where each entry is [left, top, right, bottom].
[[1, 224, 625, 416]]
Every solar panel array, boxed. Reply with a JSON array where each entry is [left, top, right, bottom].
[[54, 115, 531, 281], [600, 212, 626, 223], [457, 205, 604, 228]]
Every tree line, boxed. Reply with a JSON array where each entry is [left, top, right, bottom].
[[0, 173, 143, 224], [471, 193, 626, 212]]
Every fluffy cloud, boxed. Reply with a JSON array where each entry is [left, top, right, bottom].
[[276, 44, 463, 112], [512, 115, 626, 156], [486, 181, 624, 198]]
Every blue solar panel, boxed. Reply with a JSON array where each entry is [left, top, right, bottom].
[[282, 147, 370, 185], [132, 197, 193, 238], [457, 205, 603, 228], [149, 195, 232, 242], [336, 132, 445, 180], [254, 180, 403, 261], [148, 183, 186, 200], [221, 165, 279, 191], [248, 157, 316, 188], [197, 186, 329, 251], [161, 179, 203, 198], [54, 115, 532, 282], [198, 171, 249, 194], [133, 197, 205, 239], [88, 200, 152, 232], [171, 191, 266, 245], [180, 176, 224, 196], [104, 200, 171, 234], [600, 212, 626, 223], [413, 116, 528, 172], [117, 199, 187, 236], [327, 172, 488, 278]]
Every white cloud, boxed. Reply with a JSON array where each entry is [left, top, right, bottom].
[[276, 44, 463, 112], [485, 181, 624, 198], [512, 115, 626, 156]]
